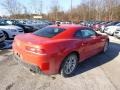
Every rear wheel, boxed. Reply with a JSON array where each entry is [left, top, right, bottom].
[[60, 53, 78, 77]]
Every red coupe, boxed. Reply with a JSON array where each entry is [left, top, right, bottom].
[[12, 24, 109, 77]]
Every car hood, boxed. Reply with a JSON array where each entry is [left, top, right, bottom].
[[0, 25, 22, 30]]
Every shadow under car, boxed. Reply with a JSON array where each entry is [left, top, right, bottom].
[[72, 42, 120, 77]]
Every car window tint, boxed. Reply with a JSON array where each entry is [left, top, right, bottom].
[[33, 27, 65, 38], [75, 30, 82, 38], [81, 29, 96, 38]]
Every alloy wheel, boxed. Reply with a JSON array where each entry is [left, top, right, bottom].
[[63, 54, 78, 75]]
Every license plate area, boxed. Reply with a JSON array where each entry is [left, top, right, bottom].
[[13, 53, 40, 73]]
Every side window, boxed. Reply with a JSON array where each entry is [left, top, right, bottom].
[[81, 29, 96, 38], [74, 30, 82, 38]]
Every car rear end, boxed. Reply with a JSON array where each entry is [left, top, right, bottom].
[[12, 33, 56, 75], [12, 26, 68, 75]]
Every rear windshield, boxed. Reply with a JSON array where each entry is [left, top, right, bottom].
[[33, 27, 65, 38]]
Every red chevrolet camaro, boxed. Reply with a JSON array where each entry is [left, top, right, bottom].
[[12, 24, 109, 77]]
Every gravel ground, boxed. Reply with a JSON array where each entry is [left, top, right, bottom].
[[0, 35, 120, 90]]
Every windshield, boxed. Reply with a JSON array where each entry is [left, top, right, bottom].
[[33, 27, 65, 38]]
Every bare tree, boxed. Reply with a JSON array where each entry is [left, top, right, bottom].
[[1, 0, 24, 15], [30, 0, 43, 15], [48, 0, 60, 20], [1, 0, 120, 21]]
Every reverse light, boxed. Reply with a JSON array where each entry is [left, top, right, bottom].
[[25, 46, 47, 55]]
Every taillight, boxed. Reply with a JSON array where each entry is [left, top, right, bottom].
[[25, 46, 46, 55]]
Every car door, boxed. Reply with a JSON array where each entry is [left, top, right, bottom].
[[74, 30, 85, 61], [80, 29, 101, 61]]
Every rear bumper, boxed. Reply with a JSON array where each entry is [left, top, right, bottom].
[[13, 54, 43, 74], [12, 44, 58, 75]]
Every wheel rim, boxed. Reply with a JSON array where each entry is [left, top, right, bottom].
[[104, 42, 108, 52], [63, 55, 77, 74], [4, 33, 7, 39]]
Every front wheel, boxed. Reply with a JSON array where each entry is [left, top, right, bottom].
[[3, 31, 9, 40], [60, 53, 78, 77]]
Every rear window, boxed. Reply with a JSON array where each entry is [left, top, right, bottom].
[[33, 27, 65, 38]]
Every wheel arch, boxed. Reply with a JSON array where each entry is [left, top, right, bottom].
[[59, 51, 80, 73], [2, 30, 9, 39]]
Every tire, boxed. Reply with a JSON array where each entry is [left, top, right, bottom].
[[103, 41, 109, 53], [3, 31, 9, 40], [60, 53, 78, 77]]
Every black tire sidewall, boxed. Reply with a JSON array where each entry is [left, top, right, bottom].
[[3, 31, 9, 40], [60, 53, 78, 77]]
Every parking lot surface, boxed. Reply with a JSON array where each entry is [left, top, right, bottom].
[[0, 36, 120, 90]]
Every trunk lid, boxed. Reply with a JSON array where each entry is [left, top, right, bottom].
[[14, 33, 51, 49]]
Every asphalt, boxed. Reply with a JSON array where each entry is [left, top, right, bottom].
[[0, 35, 120, 90]]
